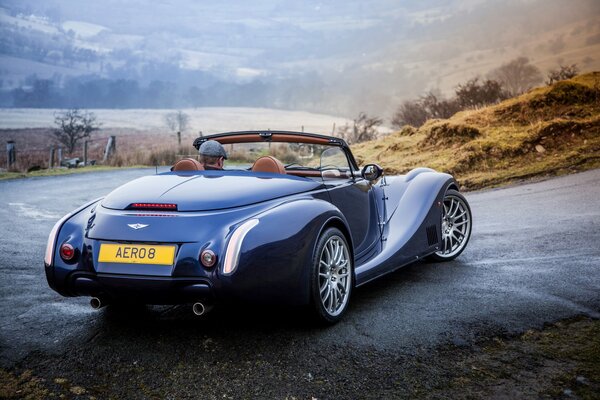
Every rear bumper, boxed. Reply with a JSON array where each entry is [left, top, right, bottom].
[[63, 270, 213, 304]]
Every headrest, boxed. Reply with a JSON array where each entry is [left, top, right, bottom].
[[171, 158, 204, 171], [251, 156, 286, 174]]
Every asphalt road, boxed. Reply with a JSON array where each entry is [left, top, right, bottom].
[[1, 168, 599, 398]]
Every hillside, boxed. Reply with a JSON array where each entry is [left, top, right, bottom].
[[353, 72, 600, 190]]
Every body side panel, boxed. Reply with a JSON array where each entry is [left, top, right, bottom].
[[355, 171, 455, 285]]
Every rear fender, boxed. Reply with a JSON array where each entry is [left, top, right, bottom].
[[46, 199, 102, 296], [216, 198, 351, 306]]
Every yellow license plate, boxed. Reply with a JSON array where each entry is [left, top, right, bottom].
[[98, 244, 176, 265]]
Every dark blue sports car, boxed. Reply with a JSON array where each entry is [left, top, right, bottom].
[[44, 131, 472, 323]]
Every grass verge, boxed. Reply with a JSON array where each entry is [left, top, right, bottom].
[[0, 165, 151, 181]]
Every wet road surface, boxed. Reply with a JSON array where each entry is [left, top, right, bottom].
[[0, 168, 599, 398]]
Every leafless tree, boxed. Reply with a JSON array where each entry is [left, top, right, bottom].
[[546, 64, 579, 85], [420, 90, 461, 119], [338, 112, 383, 144], [391, 91, 460, 129], [53, 109, 101, 154], [164, 110, 190, 145], [455, 78, 508, 109], [391, 100, 429, 129], [489, 57, 543, 96]]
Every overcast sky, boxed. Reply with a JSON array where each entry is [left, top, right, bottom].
[[1, 0, 598, 116]]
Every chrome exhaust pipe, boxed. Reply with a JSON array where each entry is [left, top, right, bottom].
[[192, 302, 213, 316], [90, 297, 106, 310], [192, 302, 205, 316]]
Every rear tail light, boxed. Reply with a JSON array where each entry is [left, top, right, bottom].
[[60, 243, 76, 261], [200, 250, 217, 268]]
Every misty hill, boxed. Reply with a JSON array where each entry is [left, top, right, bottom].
[[353, 72, 600, 189], [0, 0, 599, 117]]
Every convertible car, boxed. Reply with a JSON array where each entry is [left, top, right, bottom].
[[44, 130, 472, 323]]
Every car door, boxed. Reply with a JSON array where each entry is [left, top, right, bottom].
[[320, 147, 382, 256]]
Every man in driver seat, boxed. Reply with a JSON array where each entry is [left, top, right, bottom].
[[199, 140, 228, 170]]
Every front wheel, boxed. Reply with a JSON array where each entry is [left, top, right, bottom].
[[429, 189, 472, 261], [310, 228, 353, 324]]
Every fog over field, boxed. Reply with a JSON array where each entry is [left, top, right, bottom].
[[0, 107, 367, 134], [0, 0, 599, 118]]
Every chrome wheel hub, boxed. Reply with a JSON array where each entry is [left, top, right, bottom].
[[318, 236, 351, 317], [436, 194, 471, 258]]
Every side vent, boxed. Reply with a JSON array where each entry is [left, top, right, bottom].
[[426, 225, 439, 246]]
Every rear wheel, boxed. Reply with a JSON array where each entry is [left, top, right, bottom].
[[429, 189, 472, 261], [310, 228, 353, 324]]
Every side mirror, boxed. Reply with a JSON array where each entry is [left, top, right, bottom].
[[361, 164, 383, 181]]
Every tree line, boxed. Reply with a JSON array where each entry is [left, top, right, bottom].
[[338, 58, 580, 143], [390, 58, 579, 129]]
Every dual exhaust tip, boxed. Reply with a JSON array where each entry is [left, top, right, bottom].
[[192, 302, 213, 316], [90, 297, 211, 316], [90, 297, 105, 310]]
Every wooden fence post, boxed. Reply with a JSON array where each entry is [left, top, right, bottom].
[[49, 148, 55, 169], [177, 131, 181, 146], [84, 140, 88, 166], [6, 141, 16, 169], [103, 136, 116, 162]]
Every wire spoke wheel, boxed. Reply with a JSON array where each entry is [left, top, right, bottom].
[[312, 228, 353, 323], [432, 190, 472, 261]]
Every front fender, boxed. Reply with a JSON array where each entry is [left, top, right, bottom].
[[356, 170, 456, 285], [215, 198, 351, 306]]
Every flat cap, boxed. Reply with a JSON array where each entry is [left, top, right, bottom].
[[199, 140, 228, 159]]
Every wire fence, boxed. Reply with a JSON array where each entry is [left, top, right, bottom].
[[2, 136, 117, 172]]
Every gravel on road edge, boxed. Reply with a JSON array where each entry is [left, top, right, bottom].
[[1, 315, 598, 399]]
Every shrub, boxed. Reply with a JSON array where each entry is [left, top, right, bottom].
[[531, 81, 600, 107], [546, 64, 579, 85], [421, 122, 481, 146]]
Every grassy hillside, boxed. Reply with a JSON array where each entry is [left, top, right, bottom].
[[353, 72, 600, 190]]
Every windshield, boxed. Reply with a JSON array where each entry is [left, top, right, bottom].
[[223, 142, 350, 172]]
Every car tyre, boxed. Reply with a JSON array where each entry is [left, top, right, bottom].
[[310, 227, 353, 324], [429, 189, 472, 261]]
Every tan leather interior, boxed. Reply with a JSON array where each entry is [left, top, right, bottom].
[[251, 156, 286, 174], [172, 158, 204, 171]]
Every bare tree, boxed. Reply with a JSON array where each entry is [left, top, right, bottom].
[[53, 109, 101, 154], [338, 112, 383, 144], [455, 78, 508, 108], [489, 57, 543, 96], [391, 91, 460, 129], [419, 90, 461, 119], [546, 64, 579, 85], [391, 100, 429, 129], [164, 110, 190, 145]]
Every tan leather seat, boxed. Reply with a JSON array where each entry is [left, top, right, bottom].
[[251, 156, 286, 174], [171, 158, 204, 171]]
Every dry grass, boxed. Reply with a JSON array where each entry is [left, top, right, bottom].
[[353, 71, 600, 190], [0, 128, 198, 174]]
